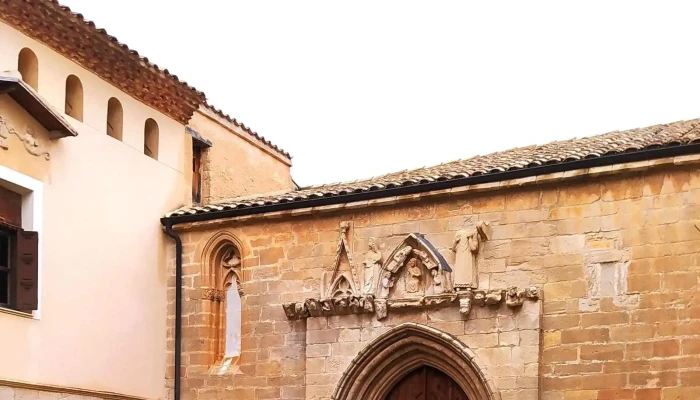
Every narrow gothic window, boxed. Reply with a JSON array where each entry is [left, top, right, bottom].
[[201, 235, 243, 370]]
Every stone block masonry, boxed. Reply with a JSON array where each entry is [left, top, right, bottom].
[[169, 162, 700, 400]]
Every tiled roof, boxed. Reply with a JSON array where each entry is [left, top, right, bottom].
[[1, 0, 290, 156], [205, 103, 291, 159], [166, 118, 700, 220], [0, 0, 206, 123]]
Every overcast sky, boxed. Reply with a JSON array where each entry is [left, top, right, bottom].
[[61, 0, 700, 187]]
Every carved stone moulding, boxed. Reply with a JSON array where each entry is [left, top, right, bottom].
[[281, 287, 539, 320], [282, 295, 375, 320], [203, 288, 226, 302]]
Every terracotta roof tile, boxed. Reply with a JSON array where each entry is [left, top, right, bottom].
[[0, 0, 206, 123], [1, 0, 289, 155], [166, 118, 700, 219], [205, 103, 291, 159]]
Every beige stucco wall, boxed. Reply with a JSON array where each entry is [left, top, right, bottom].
[[0, 21, 192, 399], [0, 22, 190, 197], [188, 108, 294, 203]]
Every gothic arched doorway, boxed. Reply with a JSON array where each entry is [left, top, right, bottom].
[[332, 323, 499, 400], [385, 365, 468, 400]]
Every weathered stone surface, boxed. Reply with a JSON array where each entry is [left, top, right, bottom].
[[170, 165, 700, 399]]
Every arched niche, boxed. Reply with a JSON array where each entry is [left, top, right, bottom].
[[332, 323, 500, 400], [199, 231, 244, 367], [106, 97, 123, 141], [65, 75, 83, 121], [144, 118, 159, 159], [18, 48, 38, 90]]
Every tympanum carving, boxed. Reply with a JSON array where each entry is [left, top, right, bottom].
[[281, 228, 539, 321], [0, 116, 50, 160]]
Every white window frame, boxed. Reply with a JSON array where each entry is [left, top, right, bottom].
[[0, 165, 43, 319]]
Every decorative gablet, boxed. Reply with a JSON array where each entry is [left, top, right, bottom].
[[283, 222, 376, 320], [282, 222, 539, 320]]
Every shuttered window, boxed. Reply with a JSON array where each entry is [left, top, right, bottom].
[[0, 186, 39, 313]]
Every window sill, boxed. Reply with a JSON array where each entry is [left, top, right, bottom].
[[209, 356, 242, 376], [0, 306, 35, 319]]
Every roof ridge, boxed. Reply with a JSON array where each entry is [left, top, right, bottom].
[[203, 102, 291, 159], [50, 0, 204, 99]]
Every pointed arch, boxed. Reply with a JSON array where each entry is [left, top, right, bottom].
[[199, 231, 245, 366], [332, 323, 499, 400], [328, 273, 355, 299]]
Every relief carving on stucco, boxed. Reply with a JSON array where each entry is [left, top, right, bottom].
[[0, 116, 50, 160], [282, 226, 539, 321]]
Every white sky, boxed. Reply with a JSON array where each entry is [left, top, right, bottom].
[[61, 0, 700, 187]]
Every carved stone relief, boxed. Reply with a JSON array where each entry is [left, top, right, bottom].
[[452, 222, 491, 291], [281, 225, 538, 321], [362, 237, 382, 294], [0, 116, 50, 160]]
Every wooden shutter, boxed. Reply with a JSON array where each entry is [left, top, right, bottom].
[[0, 186, 22, 229], [13, 230, 38, 311]]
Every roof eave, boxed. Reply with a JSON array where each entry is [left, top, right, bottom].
[[161, 141, 700, 227], [0, 75, 78, 138]]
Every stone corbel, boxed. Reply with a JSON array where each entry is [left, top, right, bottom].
[[505, 286, 539, 308], [458, 290, 474, 316], [283, 302, 310, 320]]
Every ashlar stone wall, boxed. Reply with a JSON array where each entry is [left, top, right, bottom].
[[169, 161, 700, 400]]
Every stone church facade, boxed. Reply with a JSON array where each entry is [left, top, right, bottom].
[[163, 120, 700, 400]]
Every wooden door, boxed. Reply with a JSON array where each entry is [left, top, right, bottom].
[[384, 365, 468, 400]]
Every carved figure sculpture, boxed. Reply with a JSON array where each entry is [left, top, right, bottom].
[[375, 299, 388, 320], [363, 238, 382, 294], [452, 222, 490, 291], [386, 246, 413, 273], [406, 258, 422, 293], [431, 269, 444, 295], [378, 271, 395, 299]]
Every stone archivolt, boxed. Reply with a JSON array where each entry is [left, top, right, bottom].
[[282, 223, 539, 320]]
